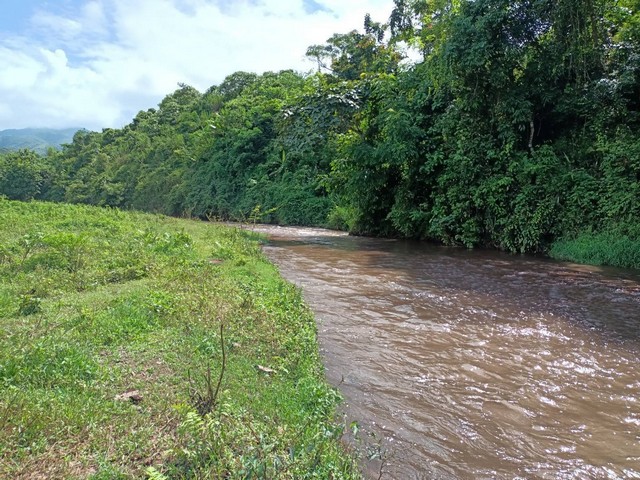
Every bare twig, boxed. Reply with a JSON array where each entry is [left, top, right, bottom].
[[528, 118, 535, 151], [211, 321, 226, 408], [188, 320, 226, 415]]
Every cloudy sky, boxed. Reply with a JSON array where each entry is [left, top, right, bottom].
[[0, 0, 395, 131]]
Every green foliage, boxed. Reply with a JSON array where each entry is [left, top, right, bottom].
[[184, 70, 334, 224], [306, 28, 402, 80], [171, 397, 354, 479], [0, 149, 51, 201], [17, 293, 42, 316], [327, 0, 640, 267], [550, 226, 640, 270], [0, 199, 359, 478]]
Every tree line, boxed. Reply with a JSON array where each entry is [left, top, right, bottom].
[[1, 0, 639, 268]]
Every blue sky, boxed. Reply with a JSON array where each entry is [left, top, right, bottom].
[[0, 0, 395, 131]]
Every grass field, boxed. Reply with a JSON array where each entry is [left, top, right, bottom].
[[0, 199, 359, 479]]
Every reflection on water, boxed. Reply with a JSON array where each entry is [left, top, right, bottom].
[[250, 225, 640, 479]]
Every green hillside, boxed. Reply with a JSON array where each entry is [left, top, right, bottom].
[[0, 127, 79, 154]]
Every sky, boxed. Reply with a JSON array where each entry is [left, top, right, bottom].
[[0, 0, 396, 131]]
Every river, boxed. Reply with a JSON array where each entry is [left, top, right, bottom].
[[251, 225, 640, 479]]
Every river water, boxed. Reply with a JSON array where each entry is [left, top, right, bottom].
[[252, 225, 640, 479]]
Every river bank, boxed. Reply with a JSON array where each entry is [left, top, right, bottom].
[[0, 200, 359, 479]]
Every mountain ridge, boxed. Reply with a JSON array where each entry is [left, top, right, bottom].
[[0, 127, 81, 154]]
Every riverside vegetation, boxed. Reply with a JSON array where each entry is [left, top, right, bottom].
[[1, 0, 639, 269], [0, 199, 360, 479]]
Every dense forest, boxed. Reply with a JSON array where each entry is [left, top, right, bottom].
[[1, 0, 639, 268]]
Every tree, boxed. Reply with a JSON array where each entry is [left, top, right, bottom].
[[306, 26, 402, 81], [0, 149, 50, 201]]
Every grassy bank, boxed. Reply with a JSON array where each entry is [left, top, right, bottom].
[[0, 199, 359, 479], [549, 227, 640, 271]]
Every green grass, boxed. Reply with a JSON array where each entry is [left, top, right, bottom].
[[549, 227, 640, 270], [0, 199, 359, 479]]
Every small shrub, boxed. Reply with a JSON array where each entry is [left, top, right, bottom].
[[327, 205, 356, 231], [42, 232, 88, 272], [17, 294, 41, 316]]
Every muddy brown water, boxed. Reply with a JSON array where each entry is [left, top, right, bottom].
[[250, 225, 640, 479]]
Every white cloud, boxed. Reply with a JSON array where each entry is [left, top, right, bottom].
[[0, 46, 45, 89], [0, 0, 395, 130], [31, 13, 83, 40]]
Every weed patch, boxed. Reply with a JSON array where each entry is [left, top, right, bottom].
[[550, 226, 640, 270]]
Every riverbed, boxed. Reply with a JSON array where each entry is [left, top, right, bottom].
[[252, 225, 640, 479]]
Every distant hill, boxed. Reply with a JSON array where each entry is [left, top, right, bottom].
[[0, 128, 80, 155]]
